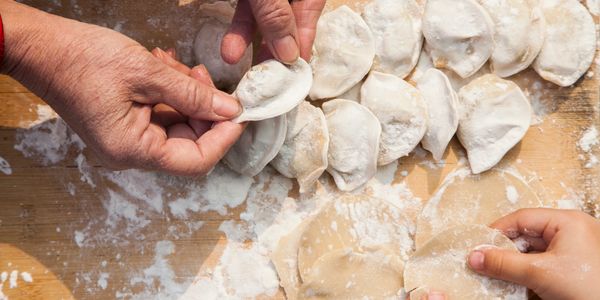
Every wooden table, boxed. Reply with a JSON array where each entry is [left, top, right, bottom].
[[0, 1, 598, 299]]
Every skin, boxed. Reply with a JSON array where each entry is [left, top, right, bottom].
[[0, 0, 325, 176], [468, 208, 600, 300]]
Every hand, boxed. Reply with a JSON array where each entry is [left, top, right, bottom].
[[468, 208, 600, 300], [221, 0, 326, 64], [1, 1, 245, 176]]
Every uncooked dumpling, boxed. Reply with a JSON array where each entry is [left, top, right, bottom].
[[309, 6, 375, 100], [416, 68, 459, 161], [233, 59, 312, 122], [458, 74, 532, 174], [362, 0, 423, 78], [422, 0, 495, 78], [193, 19, 252, 90], [298, 249, 404, 300], [223, 116, 286, 176], [533, 0, 596, 87], [297, 194, 413, 281], [271, 102, 329, 193], [405, 225, 527, 300], [323, 99, 381, 191], [415, 169, 543, 248], [360, 71, 428, 165], [337, 80, 363, 102], [477, 0, 545, 78]]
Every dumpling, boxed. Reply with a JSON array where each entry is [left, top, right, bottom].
[[271, 102, 329, 193], [533, 0, 596, 87], [233, 59, 312, 123], [337, 80, 363, 102], [404, 225, 527, 300], [193, 19, 252, 91], [422, 0, 495, 78], [223, 116, 287, 176], [457, 74, 532, 174], [309, 6, 375, 100], [477, 0, 545, 78], [416, 68, 459, 161], [298, 249, 404, 300], [360, 72, 428, 166], [323, 99, 381, 191], [362, 0, 423, 78], [415, 169, 543, 249]]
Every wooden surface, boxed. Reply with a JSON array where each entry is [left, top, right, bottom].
[[0, 1, 599, 299]]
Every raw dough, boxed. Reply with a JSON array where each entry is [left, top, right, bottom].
[[271, 102, 329, 193], [297, 249, 404, 299], [297, 194, 413, 281], [415, 169, 542, 248], [223, 116, 286, 177], [533, 0, 597, 87], [309, 6, 375, 100], [362, 0, 423, 79], [404, 225, 528, 300], [416, 68, 459, 161], [422, 0, 495, 78], [477, 0, 545, 78], [271, 218, 313, 300], [323, 99, 381, 191], [193, 19, 252, 91], [360, 71, 428, 165], [337, 80, 363, 102], [457, 74, 532, 174], [233, 59, 312, 122]]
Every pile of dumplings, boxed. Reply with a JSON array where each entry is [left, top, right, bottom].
[[195, 0, 597, 192]]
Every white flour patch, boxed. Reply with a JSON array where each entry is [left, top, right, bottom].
[[556, 182, 585, 210], [0, 156, 11, 175], [578, 126, 599, 169], [505, 185, 519, 204], [20, 272, 32, 283]]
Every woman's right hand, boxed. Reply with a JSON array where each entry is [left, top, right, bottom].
[[468, 208, 600, 300]]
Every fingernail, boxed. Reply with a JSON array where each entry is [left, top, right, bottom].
[[271, 35, 299, 64], [212, 92, 242, 118], [428, 291, 446, 300], [468, 250, 485, 271]]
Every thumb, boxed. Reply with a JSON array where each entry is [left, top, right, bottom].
[[248, 0, 299, 63], [144, 67, 241, 121], [468, 247, 541, 288]]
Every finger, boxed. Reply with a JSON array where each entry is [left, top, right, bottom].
[[167, 123, 198, 140], [142, 66, 241, 120], [468, 247, 544, 288], [513, 236, 549, 253], [190, 65, 216, 88], [151, 103, 187, 127], [165, 48, 178, 60], [151, 47, 191, 75], [490, 208, 569, 244], [290, 0, 325, 60], [222, 0, 256, 64], [188, 119, 213, 137], [248, 0, 299, 63], [151, 121, 245, 176]]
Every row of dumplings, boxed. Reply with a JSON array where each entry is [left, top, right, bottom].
[[309, 0, 596, 95], [224, 56, 532, 192]]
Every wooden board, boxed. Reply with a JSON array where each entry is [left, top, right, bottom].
[[0, 1, 599, 299]]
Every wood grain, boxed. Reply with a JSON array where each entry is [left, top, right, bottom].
[[0, 1, 598, 299]]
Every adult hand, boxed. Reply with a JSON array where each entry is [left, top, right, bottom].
[[1, 1, 245, 176], [468, 208, 600, 300], [221, 0, 326, 64]]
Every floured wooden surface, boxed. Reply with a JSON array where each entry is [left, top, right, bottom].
[[0, 0, 599, 299]]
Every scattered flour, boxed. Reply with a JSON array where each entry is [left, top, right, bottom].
[[0, 270, 32, 300], [20, 272, 32, 283], [578, 126, 599, 169], [0, 156, 11, 175], [505, 185, 520, 204]]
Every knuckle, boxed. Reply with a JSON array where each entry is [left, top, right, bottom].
[[185, 80, 213, 117], [256, 3, 293, 30], [485, 251, 506, 276]]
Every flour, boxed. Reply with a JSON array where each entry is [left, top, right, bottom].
[[578, 126, 599, 169], [505, 185, 520, 204], [0, 156, 11, 175], [19, 272, 32, 283]]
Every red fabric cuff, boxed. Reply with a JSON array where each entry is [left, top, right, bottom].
[[0, 14, 4, 69]]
